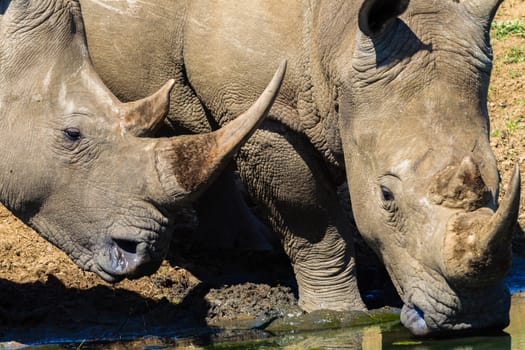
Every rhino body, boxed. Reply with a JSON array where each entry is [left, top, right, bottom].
[[0, 1, 283, 287], [43, 0, 523, 336]]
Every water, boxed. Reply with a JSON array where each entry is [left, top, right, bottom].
[[69, 294, 522, 349], [4, 258, 525, 350], [506, 257, 525, 294], [15, 296, 523, 349]]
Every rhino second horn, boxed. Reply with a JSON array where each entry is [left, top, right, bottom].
[[120, 79, 176, 137], [478, 165, 521, 261], [153, 60, 287, 203], [429, 156, 491, 211], [442, 165, 520, 287]]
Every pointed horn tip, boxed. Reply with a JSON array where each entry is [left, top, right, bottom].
[[504, 164, 521, 203], [491, 164, 521, 232], [275, 60, 287, 86], [276, 59, 287, 79], [233, 59, 287, 121], [162, 79, 176, 94], [511, 164, 521, 186], [260, 59, 287, 98]]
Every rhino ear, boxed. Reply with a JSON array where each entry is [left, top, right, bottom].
[[358, 0, 409, 37]]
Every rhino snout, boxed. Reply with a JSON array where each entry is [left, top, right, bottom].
[[95, 237, 166, 282], [400, 282, 511, 337]]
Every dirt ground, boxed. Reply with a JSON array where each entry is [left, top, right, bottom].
[[1, 2, 524, 346]]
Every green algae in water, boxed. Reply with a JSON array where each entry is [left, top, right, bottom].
[[265, 307, 400, 333], [391, 340, 423, 346]]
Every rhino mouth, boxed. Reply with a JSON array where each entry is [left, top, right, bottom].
[[94, 237, 166, 282], [400, 304, 429, 336], [399, 282, 510, 337]]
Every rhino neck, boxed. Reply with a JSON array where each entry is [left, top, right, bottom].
[[0, 1, 85, 77], [292, 2, 363, 171], [0, 145, 47, 222]]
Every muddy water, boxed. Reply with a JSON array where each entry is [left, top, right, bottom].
[[14, 295, 522, 349], [5, 258, 525, 350]]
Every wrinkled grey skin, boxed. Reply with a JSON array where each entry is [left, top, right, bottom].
[[78, 0, 521, 336], [0, 0, 284, 284]]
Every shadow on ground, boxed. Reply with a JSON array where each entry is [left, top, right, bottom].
[[0, 275, 215, 344], [0, 247, 299, 345]]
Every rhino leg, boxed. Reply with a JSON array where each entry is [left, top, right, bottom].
[[194, 169, 276, 251], [236, 121, 366, 312]]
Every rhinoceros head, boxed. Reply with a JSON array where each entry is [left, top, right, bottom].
[[0, 0, 284, 282], [339, 0, 520, 336]]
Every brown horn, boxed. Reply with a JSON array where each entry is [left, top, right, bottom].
[[442, 165, 521, 286], [120, 79, 175, 137], [479, 165, 521, 254], [429, 156, 491, 211], [153, 60, 286, 203]]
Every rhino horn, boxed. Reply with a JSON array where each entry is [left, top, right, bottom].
[[119, 79, 175, 137], [153, 60, 286, 203], [478, 165, 521, 261], [442, 165, 520, 286], [429, 156, 492, 211]]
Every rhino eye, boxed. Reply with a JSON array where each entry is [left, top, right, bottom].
[[380, 185, 395, 201], [63, 127, 82, 141]]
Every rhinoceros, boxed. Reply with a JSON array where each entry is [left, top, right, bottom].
[[80, 0, 521, 336], [0, 0, 284, 282]]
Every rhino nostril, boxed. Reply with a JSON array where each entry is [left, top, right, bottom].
[[113, 238, 138, 255]]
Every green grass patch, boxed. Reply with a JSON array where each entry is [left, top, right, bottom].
[[492, 19, 525, 39], [507, 118, 518, 132], [509, 69, 523, 78], [503, 46, 525, 64], [506, 115, 524, 132]]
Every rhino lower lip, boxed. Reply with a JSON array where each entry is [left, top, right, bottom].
[[401, 304, 430, 337], [93, 265, 124, 283]]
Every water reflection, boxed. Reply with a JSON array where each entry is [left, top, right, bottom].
[[160, 300, 519, 349], [244, 325, 508, 350], [119, 323, 506, 350], [164, 256, 524, 349], [506, 294, 525, 350], [171, 323, 511, 349], [5, 258, 525, 349], [8, 298, 522, 349], [178, 258, 521, 350]]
